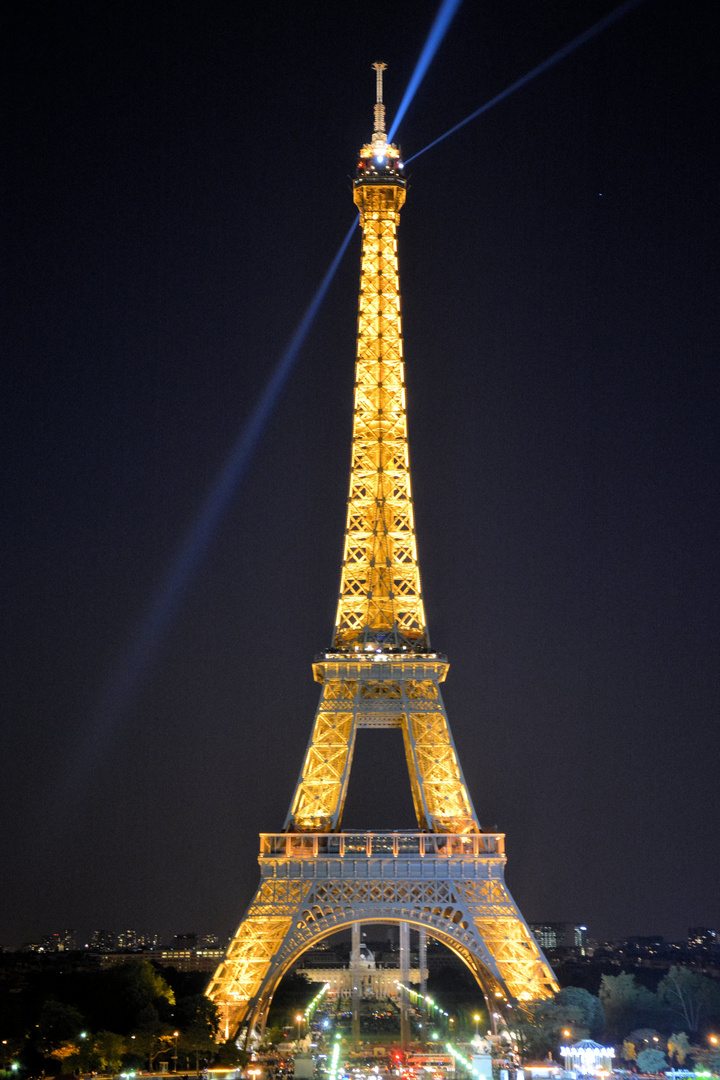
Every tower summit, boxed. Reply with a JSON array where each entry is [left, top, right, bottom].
[[371, 60, 388, 145], [206, 65, 557, 1044]]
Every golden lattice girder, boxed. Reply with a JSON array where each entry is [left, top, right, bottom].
[[333, 176, 427, 650], [286, 660, 478, 835]]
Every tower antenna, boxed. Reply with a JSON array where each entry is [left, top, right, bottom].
[[372, 61, 387, 144]]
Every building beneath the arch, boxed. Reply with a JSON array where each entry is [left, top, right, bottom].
[[296, 942, 423, 1000]]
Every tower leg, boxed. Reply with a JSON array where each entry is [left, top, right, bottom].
[[399, 921, 410, 1048], [351, 922, 361, 1047], [419, 929, 428, 1013]]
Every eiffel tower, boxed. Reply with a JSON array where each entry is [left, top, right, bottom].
[[206, 63, 558, 1042]]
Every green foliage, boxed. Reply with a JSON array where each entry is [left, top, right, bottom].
[[622, 1040, 636, 1061], [36, 1000, 85, 1058], [513, 999, 565, 1059], [176, 995, 220, 1057], [635, 1047, 667, 1073], [213, 1039, 249, 1067], [555, 986, 604, 1039], [90, 1031, 127, 1074], [657, 966, 720, 1036], [599, 972, 659, 1039], [263, 1024, 286, 1047], [132, 1029, 177, 1069], [667, 1032, 691, 1065], [0, 958, 232, 1076], [509, 987, 607, 1060]]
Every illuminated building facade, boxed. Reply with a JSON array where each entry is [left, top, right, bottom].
[[560, 1040, 615, 1076], [296, 943, 422, 1000], [206, 64, 557, 1042], [530, 922, 587, 953]]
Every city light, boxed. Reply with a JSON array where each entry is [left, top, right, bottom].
[[447, 1042, 482, 1079], [304, 982, 330, 1024], [397, 982, 450, 1020], [560, 1041, 615, 1076], [328, 1039, 341, 1080]]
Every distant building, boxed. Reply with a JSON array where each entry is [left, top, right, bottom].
[[296, 942, 423, 999], [623, 935, 665, 956], [158, 947, 225, 972], [157, 931, 228, 971], [688, 927, 717, 949], [40, 930, 77, 952], [530, 923, 587, 953], [172, 933, 198, 950], [89, 930, 118, 952], [117, 929, 160, 950]]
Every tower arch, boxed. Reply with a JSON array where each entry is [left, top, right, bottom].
[[241, 915, 505, 1039]]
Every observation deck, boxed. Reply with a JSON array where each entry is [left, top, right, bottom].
[[258, 831, 507, 885]]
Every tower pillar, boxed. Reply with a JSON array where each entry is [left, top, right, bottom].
[[399, 920, 410, 1047], [419, 928, 428, 1002], [351, 922, 361, 1046]]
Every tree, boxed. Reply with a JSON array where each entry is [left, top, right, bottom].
[[667, 1032, 691, 1066], [213, 1039, 249, 1068], [622, 1041, 637, 1062], [657, 966, 720, 1036], [263, 1024, 286, 1048], [599, 973, 658, 1039], [36, 1000, 85, 1064], [91, 1031, 127, 1074], [636, 1047, 667, 1073], [512, 999, 562, 1060], [176, 995, 220, 1069], [555, 987, 603, 1039], [134, 1030, 177, 1070]]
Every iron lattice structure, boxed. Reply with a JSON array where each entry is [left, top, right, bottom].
[[206, 65, 558, 1041]]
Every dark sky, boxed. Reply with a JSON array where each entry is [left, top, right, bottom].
[[2, 0, 718, 951]]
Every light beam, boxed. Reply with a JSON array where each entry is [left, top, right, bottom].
[[387, 0, 463, 143], [405, 0, 649, 163], [93, 0, 465, 744], [75, 216, 360, 773]]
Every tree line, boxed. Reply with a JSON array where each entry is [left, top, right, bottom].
[[510, 967, 720, 1071], [0, 960, 242, 1076], [2, 959, 720, 1076]]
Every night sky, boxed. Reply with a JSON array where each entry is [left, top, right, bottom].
[[2, 0, 718, 951]]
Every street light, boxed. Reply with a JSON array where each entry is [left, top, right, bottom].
[[296, 1014, 304, 1042], [474, 1015, 480, 1038], [173, 1031, 179, 1073]]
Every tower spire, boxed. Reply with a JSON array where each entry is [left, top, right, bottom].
[[334, 65, 420, 651], [372, 61, 387, 144]]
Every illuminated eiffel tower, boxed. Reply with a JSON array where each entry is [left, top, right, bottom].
[[206, 64, 558, 1042]]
